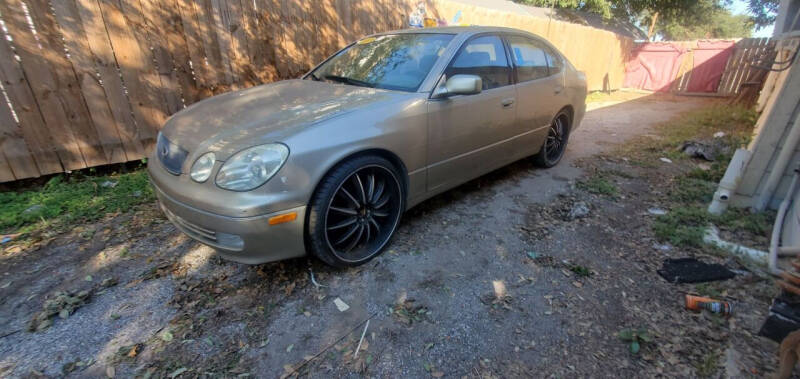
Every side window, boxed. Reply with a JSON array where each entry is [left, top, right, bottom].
[[445, 35, 511, 90], [507, 35, 549, 82], [545, 47, 563, 74]]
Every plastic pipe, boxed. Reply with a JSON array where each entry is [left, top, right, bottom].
[[769, 166, 799, 275], [709, 148, 751, 215], [755, 114, 800, 211]]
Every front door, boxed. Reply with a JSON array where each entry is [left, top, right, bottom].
[[426, 34, 517, 192]]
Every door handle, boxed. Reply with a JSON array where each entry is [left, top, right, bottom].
[[554, 85, 563, 94], [501, 98, 515, 108]]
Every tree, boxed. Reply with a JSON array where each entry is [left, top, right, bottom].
[[746, 0, 779, 29], [660, 10, 753, 39]]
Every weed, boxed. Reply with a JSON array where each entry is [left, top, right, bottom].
[[0, 167, 153, 235], [693, 351, 720, 377], [653, 207, 710, 247], [617, 328, 652, 354], [694, 283, 722, 298], [570, 264, 592, 277], [578, 175, 618, 196]]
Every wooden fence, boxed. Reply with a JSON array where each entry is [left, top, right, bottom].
[[670, 38, 776, 96], [0, 0, 633, 182]]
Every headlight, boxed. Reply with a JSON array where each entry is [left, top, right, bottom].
[[215, 143, 289, 191], [190, 152, 216, 182]]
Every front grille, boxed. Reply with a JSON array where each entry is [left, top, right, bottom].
[[156, 133, 188, 175], [160, 204, 244, 251]]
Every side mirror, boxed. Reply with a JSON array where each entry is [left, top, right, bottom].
[[433, 75, 482, 98]]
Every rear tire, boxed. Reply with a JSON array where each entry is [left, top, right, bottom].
[[534, 111, 571, 168], [306, 155, 404, 267]]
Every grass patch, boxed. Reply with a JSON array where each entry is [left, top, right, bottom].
[[0, 164, 153, 235], [653, 207, 710, 247], [577, 175, 618, 196]]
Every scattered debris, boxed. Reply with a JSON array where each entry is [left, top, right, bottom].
[[617, 328, 652, 354], [685, 294, 733, 317], [353, 319, 370, 359], [760, 295, 800, 342], [653, 243, 672, 251], [393, 298, 429, 324], [657, 258, 735, 283], [22, 204, 44, 214], [28, 290, 91, 331], [100, 180, 118, 188], [567, 201, 590, 220], [713, 131, 726, 138], [1, 234, 19, 244], [334, 297, 350, 312], [647, 207, 667, 216], [659, 157, 673, 163], [309, 267, 327, 289], [526, 251, 538, 259], [681, 141, 716, 161]]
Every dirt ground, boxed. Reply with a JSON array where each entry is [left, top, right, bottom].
[[0, 93, 782, 378]]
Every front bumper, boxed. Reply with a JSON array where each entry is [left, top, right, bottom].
[[152, 183, 307, 264]]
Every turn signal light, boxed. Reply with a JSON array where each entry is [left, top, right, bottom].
[[268, 212, 297, 225]]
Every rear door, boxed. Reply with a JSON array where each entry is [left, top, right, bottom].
[[505, 34, 564, 157], [426, 34, 517, 192]]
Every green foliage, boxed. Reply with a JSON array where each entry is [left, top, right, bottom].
[[578, 175, 618, 196], [513, 0, 614, 18], [617, 328, 652, 354], [653, 207, 710, 247], [746, 0, 779, 29], [0, 168, 153, 234], [660, 9, 753, 39]]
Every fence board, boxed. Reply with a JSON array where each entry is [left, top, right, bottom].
[[123, 0, 183, 115], [176, 0, 213, 91], [0, 86, 37, 180], [0, 0, 86, 171], [27, 0, 109, 168], [51, 0, 128, 164], [97, 0, 166, 148], [75, 0, 145, 159]]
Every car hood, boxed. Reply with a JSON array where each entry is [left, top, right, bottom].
[[162, 79, 412, 159]]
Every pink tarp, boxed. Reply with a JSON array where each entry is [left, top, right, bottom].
[[686, 41, 735, 92], [623, 43, 687, 92], [623, 40, 736, 93]]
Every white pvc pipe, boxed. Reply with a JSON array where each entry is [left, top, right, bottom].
[[709, 149, 751, 215], [769, 167, 799, 275], [755, 113, 800, 211]]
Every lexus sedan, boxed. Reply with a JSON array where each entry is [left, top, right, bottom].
[[148, 26, 587, 267]]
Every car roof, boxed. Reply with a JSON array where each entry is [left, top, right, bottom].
[[375, 26, 531, 37]]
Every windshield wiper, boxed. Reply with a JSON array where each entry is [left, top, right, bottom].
[[308, 72, 321, 81], [322, 75, 373, 88]]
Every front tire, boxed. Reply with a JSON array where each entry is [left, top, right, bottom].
[[306, 155, 404, 267], [534, 111, 571, 168]]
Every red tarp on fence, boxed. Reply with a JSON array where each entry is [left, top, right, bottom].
[[686, 41, 736, 92], [624, 40, 737, 93], [623, 43, 687, 92]]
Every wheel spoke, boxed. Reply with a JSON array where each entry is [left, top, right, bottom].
[[369, 217, 380, 232], [339, 187, 360, 207], [327, 217, 358, 230], [334, 224, 360, 245], [371, 180, 385, 204], [367, 174, 375, 201], [344, 224, 364, 253], [330, 206, 358, 215], [373, 194, 390, 209], [364, 220, 371, 243], [354, 174, 367, 205], [372, 210, 389, 217]]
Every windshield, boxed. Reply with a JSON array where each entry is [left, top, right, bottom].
[[309, 33, 454, 92]]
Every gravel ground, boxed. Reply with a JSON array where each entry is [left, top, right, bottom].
[[0, 93, 780, 378]]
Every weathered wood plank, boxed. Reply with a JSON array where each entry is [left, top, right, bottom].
[[97, 0, 167, 149], [176, 0, 214, 92], [194, 0, 226, 88], [26, 0, 109, 168], [74, 0, 145, 159], [0, 85, 38, 180], [0, 0, 85, 171], [51, 0, 128, 164], [154, 0, 201, 104], [122, 0, 183, 115]]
